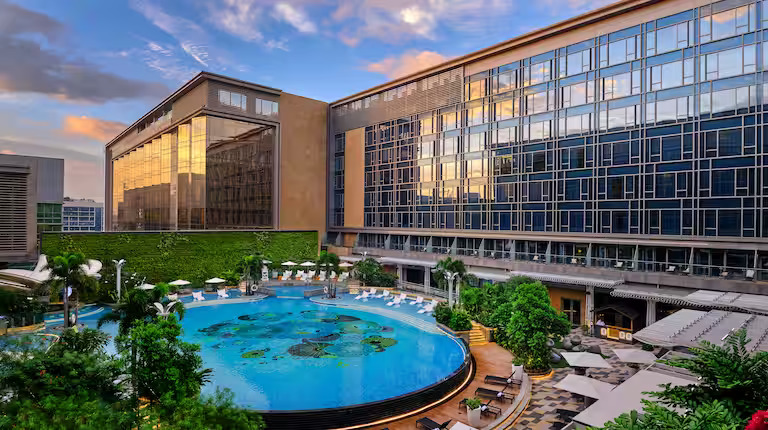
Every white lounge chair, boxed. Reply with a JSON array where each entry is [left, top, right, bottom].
[[307, 270, 316, 280], [282, 270, 293, 280], [330, 271, 338, 280], [167, 293, 178, 301], [409, 296, 424, 306], [338, 272, 349, 282], [295, 270, 305, 280], [192, 291, 205, 302], [217, 289, 229, 299], [368, 287, 377, 296], [318, 271, 327, 282], [376, 290, 390, 299], [387, 296, 403, 307], [354, 291, 369, 301], [418, 303, 435, 314]]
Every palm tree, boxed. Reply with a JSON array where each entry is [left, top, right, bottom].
[[43, 251, 97, 327], [238, 254, 262, 295], [317, 251, 340, 298], [434, 257, 467, 307]]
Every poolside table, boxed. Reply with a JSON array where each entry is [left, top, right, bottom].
[[554, 374, 616, 400]]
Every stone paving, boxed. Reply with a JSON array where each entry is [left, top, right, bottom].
[[514, 329, 647, 429]]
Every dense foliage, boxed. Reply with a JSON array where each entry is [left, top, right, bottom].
[[600, 329, 768, 429], [41, 231, 318, 297], [0, 289, 47, 327], [433, 301, 452, 326], [352, 258, 396, 288], [448, 309, 473, 331], [43, 251, 99, 326], [504, 281, 571, 371], [459, 276, 532, 326]]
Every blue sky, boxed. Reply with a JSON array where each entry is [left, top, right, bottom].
[[0, 0, 610, 200]]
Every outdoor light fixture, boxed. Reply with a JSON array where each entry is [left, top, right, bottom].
[[113, 259, 126, 302]]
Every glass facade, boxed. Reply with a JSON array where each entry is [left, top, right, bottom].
[[36, 203, 62, 232], [63, 204, 103, 232], [111, 115, 275, 231], [330, 0, 768, 280]]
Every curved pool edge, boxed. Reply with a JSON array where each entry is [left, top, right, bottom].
[[257, 352, 475, 430]]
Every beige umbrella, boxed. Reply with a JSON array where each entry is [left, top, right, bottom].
[[137, 283, 155, 290], [205, 277, 226, 284], [281, 261, 297, 266], [554, 374, 616, 399], [613, 348, 658, 364], [339, 262, 354, 268], [300, 261, 316, 267], [168, 279, 190, 286], [561, 352, 613, 369]]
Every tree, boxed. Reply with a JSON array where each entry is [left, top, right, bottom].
[[601, 399, 743, 430], [650, 329, 768, 422], [434, 257, 467, 307], [116, 316, 211, 406], [316, 251, 340, 298], [161, 389, 265, 430], [222, 270, 241, 288], [43, 251, 98, 327], [352, 258, 396, 288], [238, 254, 263, 295], [505, 282, 570, 371]]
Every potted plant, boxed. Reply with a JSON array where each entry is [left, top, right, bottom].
[[465, 397, 483, 426]]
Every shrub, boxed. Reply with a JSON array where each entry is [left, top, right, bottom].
[[464, 397, 483, 410], [433, 302, 452, 326], [352, 258, 396, 288], [642, 343, 655, 351], [449, 309, 473, 332]]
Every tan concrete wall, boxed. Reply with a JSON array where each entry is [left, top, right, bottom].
[[278, 92, 328, 238], [344, 128, 365, 228], [465, 0, 710, 75], [342, 233, 357, 248], [173, 80, 208, 122], [548, 287, 587, 326]]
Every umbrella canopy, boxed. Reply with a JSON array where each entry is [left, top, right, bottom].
[[612, 348, 658, 364], [300, 262, 316, 267], [339, 262, 354, 268], [168, 279, 190, 286], [561, 352, 613, 369], [262, 260, 272, 264], [205, 277, 226, 284], [137, 283, 155, 290], [554, 374, 616, 399], [281, 261, 297, 266]]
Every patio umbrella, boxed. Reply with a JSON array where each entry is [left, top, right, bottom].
[[281, 261, 297, 266], [554, 374, 616, 399], [300, 262, 316, 267], [612, 348, 658, 365], [168, 279, 190, 286], [137, 283, 155, 290], [339, 262, 354, 268], [262, 260, 272, 264], [561, 352, 612, 375], [205, 277, 226, 284]]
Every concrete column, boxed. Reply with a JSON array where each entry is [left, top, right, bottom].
[[396, 264, 403, 285], [585, 285, 595, 328], [646, 299, 657, 326], [423, 267, 430, 293]]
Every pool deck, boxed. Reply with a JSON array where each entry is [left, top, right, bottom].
[[362, 343, 518, 430]]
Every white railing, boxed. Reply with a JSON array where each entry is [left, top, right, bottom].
[[398, 280, 448, 299]]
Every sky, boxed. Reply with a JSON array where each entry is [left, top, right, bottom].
[[0, 0, 612, 201]]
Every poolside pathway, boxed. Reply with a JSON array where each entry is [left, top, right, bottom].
[[514, 329, 647, 429], [362, 343, 516, 430]]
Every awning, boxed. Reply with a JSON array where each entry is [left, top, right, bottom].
[[554, 374, 616, 399], [561, 352, 613, 369], [612, 285, 768, 314], [572, 370, 696, 427], [610, 284, 692, 305], [340, 256, 364, 262], [378, 257, 437, 268], [468, 269, 510, 282], [612, 348, 658, 364], [510, 271, 623, 288], [633, 308, 768, 353]]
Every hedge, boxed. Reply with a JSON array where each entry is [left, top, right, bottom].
[[41, 231, 318, 290]]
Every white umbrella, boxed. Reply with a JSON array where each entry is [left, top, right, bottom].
[[168, 279, 190, 286], [205, 277, 226, 284], [262, 260, 272, 264], [339, 262, 354, 268], [561, 352, 613, 369], [137, 283, 155, 290], [554, 374, 616, 399], [300, 261, 316, 267], [281, 261, 297, 266], [612, 348, 658, 365]]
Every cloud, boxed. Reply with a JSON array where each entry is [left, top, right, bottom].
[[205, 0, 265, 42], [366, 50, 450, 79], [130, 0, 209, 66], [538, 0, 616, 14], [272, 3, 317, 34], [141, 40, 198, 82], [0, 0, 168, 103], [61, 116, 127, 142], [0, 149, 15, 155], [332, 0, 515, 45]]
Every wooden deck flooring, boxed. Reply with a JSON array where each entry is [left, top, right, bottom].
[[362, 343, 517, 430]]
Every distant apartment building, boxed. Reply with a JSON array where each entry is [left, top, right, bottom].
[[0, 154, 63, 264], [63, 199, 103, 232]]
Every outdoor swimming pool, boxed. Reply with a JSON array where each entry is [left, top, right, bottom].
[[78, 289, 467, 411]]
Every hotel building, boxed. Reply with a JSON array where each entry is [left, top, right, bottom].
[[107, 0, 768, 337]]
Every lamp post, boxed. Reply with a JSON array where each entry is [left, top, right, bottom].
[[113, 259, 126, 302], [433, 269, 459, 307]]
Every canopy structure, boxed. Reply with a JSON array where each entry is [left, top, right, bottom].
[[509, 270, 623, 288], [468, 268, 510, 282], [554, 374, 616, 399], [300, 262, 316, 267], [377, 256, 436, 268], [561, 352, 613, 369], [338, 262, 354, 268], [633, 308, 768, 353], [205, 277, 226, 284], [572, 370, 697, 427], [281, 261, 297, 266], [612, 348, 658, 364], [137, 283, 155, 290], [340, 256, 364, 263], [611, 285, 768, 315], [168, 279, 191, 286]]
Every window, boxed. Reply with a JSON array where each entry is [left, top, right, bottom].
[[600, 105, 638, 131], [494, 98, 517, 121], [701, 85, 756, 116], [646, 96, 694, 124], [600, 36, 638, 67], [526, 89, 554, 114], [492, 70, 517, 94], [601, 71, 641, 100], [560, 49, 592, 77], [561, 298, 581, 325], [527, 60, 552, 86], [701, 45, 757, 81], [647, 21, 692, 56], [467, 79, 486, 101], [561, 81, 594, 108], [647, 59, 694, 91], [558, 113, 593, 137], [700, 4, 756, 43], [218, 90, 247, 110]]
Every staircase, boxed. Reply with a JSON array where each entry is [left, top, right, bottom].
[[469, 321, 487, 346]]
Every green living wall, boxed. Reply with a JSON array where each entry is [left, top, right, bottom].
[[41, 231, 318, 290]]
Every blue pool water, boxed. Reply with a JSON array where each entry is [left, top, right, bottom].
[[271, 285, 317, 297], [78, 296, 466, 411]]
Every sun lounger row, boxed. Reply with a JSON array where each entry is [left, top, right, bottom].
[[275, 270, 349, 282], [190, 289, 230, 302], [352, 288, 439, 313]]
